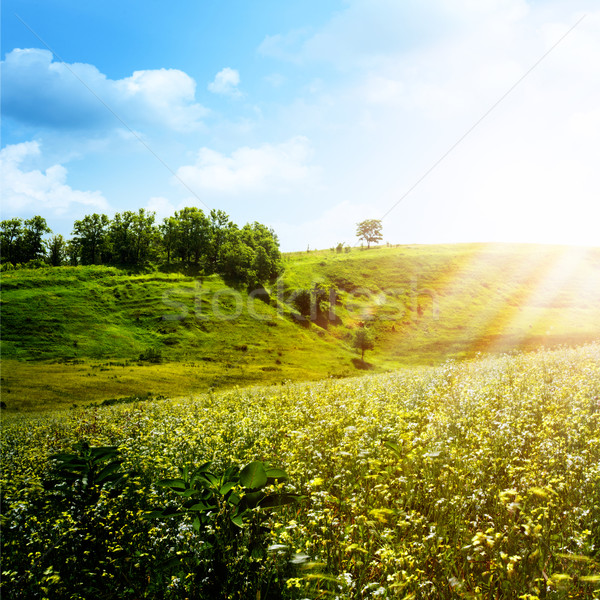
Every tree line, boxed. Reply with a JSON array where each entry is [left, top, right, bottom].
[[0, 208, 282, 288]]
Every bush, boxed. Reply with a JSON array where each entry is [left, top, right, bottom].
[[138, 348, 163, 363]]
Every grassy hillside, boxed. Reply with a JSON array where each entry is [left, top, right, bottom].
[[0, 266, 355, 409], [1, 243, 599, 409], [283, 243, 600, 365]]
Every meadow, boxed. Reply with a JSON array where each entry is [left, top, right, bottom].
[[2, 343, 599, 599]]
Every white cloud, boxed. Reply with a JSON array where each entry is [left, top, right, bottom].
[[118, 68, 208, 130], [208, 67, 242, 97], [1, 48, 208, 132], [0, 141, 108, 216], [175, 136, 319, 196]]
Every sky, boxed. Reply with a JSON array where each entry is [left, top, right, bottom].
[[1, 0, 599, 252]]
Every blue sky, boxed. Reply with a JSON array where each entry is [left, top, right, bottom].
[[2, 0, 599, 251]]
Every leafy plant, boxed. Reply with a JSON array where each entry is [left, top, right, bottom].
[[149, 460, 301, 598], [43, 440, 130, 510]]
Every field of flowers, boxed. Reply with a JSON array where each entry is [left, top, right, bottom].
[[2, 343, 600, 599]]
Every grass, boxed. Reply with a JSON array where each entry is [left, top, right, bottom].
[[1, 243, 600, 410], [284, 243, 600, 363], [1, 344, 599, 598]]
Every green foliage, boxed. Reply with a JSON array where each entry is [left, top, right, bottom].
[[292, 289, 312, 317], [355, 219, 383, 249], [173, 206, 210, 265], [72, 213, 111, 265], [219, 221, 282, 288], [46, 234, 67, 266], [2, 438, 300, 599], [109, 208, 157, 266], [291, 285, 335, 323], [1, 215, 51, 264], [2, 208, 282, 286], [43, 440, 131, 509], [138, 347, 163, 363], [149, 460, 300, 598], [353, 327, 374, 360]]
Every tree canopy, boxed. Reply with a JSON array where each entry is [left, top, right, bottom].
[[356, 219, 383, 249], [1, 208, 282, 289], [353, 327, 375, 361]]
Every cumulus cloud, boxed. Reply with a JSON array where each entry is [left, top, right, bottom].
[[175, 136, 318, 196], [0, 141, 108, 216], [208, 67, 242, 97], [1, 48, 208, 132]]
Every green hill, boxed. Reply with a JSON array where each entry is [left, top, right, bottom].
[[1, 243, 599, 410]]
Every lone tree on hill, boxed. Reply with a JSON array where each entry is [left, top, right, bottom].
[[353, 327, 375, 361], [356, 219, 383, 249]]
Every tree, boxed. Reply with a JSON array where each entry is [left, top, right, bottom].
[[22, 216, 52, 262], [110, 209, 157, 265], [1, 217, 51, 264], [72, 213, 110, 265], [130, 208, 158, 265], [1, 218, 24, 264], [109, 211, 135, 264], [46, 234, 67, 266], [353, 327, 374, 361], [218, 232, 254, 287], [356, 219, 383, 249], [173, 207, 210, 265], [242, 222, 282, 285], [207, 209, 233, 273], [216, 222, 282, 289], [160, 216, 178, 264]]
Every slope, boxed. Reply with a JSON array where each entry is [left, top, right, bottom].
[[1, 243, 599, 410]]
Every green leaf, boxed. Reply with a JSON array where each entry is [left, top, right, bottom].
[[156, 478, 187, 490], [49, 452, 81, 462], [160, 506, 183, 517], [219, 481, 236, 496], [89, 447, 120, 463], [159, 556, 183, 571], [265, 467, 288, 481], [145, 506, 183, 519], [192, 516, 200, 532], [145, 510, 166, 519], [179, 488, 201, 498], [223, 465, 239, 480], [231, 512, 245, 528], [240, 461, 267, 490], [383, 440, 401, 455], [241, 490, 265, 509], [190, 461, 213, 479], [95, 461, 123, 484], [187, 502, 210, 512], [228, 491, 241, 506], [203, 472, 220, 488]]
